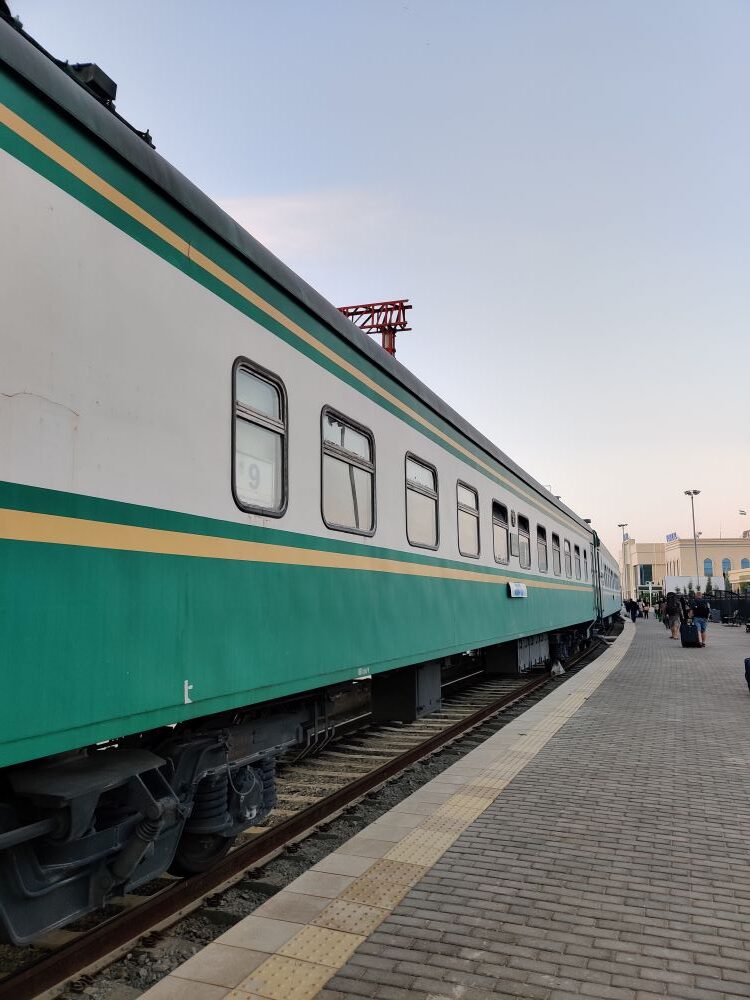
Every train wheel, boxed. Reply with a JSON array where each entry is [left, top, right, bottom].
[[168, 832, 235, 876]]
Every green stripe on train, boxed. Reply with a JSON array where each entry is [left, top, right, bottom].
[[0, 534, 593, 768]]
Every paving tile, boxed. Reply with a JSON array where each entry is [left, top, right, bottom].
[[237, 954, 333, 999], [359, 818, 422, 842], [401, 788, 455, 804], [334, 837, 395, 859], [278, 925, 364, 967], [311, 854, 378, 878], [254, 891, 331, 924], [170, 944, 268, 988], [141, 978, 229, 1000], [311, 899, 389, 935], [339, 877, 411, 909], [388, 799, 444, 816], [217, 915, 301, 952], [286, 871, 357, 899]]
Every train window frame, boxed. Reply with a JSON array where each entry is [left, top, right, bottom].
[[517, 514, 531, 569], [564, 539, 572, 577], [537, 525, 548, 573], [583, 548, 589, 581], [232, 357, 288, 518], [405, 453, 439, 550], [320, 406, 376, 537], [456, 480, 480, 559], [492, 501, 509, 565], [551, 533, 561, 575], [574, 544, 581, 580]]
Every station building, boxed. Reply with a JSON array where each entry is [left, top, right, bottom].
[[728, 564, 750, 592], [621, 534, 750, 599]]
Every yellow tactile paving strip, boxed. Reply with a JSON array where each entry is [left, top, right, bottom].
[[310, 899, 385, 936], [142, 624, 635, 1000]]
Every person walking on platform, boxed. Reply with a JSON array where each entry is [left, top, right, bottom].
[[658, 598, 668, 625], [690, 590, 710, 647], [665, 591, 683, 640], [643, 602, 650, 619], [628, 599, 638, 623]]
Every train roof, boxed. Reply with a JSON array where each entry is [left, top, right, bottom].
[[0, 15, 593, 534]]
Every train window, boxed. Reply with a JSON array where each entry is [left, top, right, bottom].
[[406, 455, 439, 549], [551, 533, 561, 575], [574, 545, 581, 579], [583, 548, 588, 580], [492, 502, 509, 564], [233, 360, 287, 516], [457, 482, 480, 558], [321, 408, 375, 535], [537, 526, 548, 573], [518, 515, 531, 569], [564, 540, 572, 577]]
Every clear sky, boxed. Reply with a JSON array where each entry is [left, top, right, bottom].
[[15, 0, 750, 557]]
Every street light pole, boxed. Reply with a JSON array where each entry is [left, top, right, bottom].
[[618, 522, 628, 596], [684, 490, 701, 587]]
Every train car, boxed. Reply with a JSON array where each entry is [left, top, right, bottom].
[[0, 13, 620, 943]]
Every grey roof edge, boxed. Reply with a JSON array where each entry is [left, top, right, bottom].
[[0, 17, 592, 534]]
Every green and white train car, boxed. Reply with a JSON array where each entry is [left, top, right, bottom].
[[0, 14, 621, 942]]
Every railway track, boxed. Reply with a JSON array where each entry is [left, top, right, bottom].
[[0, 634, 618, 1000]]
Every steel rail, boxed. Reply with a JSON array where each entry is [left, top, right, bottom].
[[0, 672, 553, 1000]]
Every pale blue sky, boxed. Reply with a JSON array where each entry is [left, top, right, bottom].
[[16, 1, 750, 555]]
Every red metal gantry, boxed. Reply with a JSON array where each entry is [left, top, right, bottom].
[[338, 299, 412, 356]]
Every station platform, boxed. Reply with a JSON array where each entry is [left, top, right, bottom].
[[143, 618, 750, 1000]]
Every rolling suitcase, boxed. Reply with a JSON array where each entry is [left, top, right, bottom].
[[680, 621, 701, 648]]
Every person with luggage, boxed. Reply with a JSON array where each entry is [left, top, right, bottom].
[[690, 591, 711, 647], [676, 593, 703, 648], [663, 602, 671, 630], [665, 592, 683, 640]]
